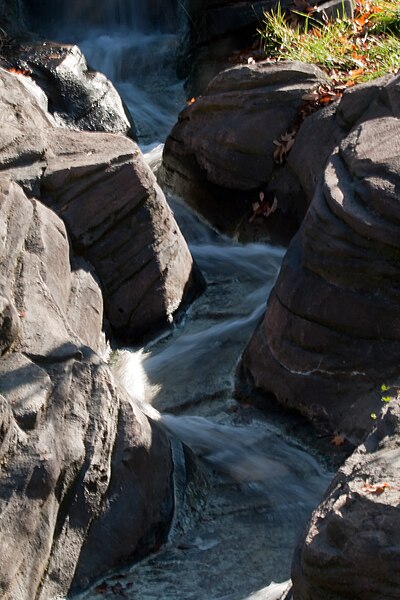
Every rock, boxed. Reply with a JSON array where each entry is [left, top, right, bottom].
[[161, 60, 328, 243], [0, 177, 174, 599], [180, 0, 292, 96], [0, 41, 136, 138], [0, 0, 25, 35], [0, 66, 200, 341], [0, 294, 20, 356], [285, 101, 345, 202], [239, 73, 400, 443], [0, 353, 51, 430], [292, 400, 400, 600]]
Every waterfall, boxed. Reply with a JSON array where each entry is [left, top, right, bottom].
[[24, 0, 186, 145], [25, 0, 179, 33]]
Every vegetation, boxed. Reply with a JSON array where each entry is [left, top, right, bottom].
[[258, 0, 400, 85]]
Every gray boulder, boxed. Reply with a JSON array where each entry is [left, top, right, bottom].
[[239, 73, 400, 443], [0, 176, 173, 599], [0, 66, 199, 341], [161, 60, 328, 243], [292, 399, 400, 600]]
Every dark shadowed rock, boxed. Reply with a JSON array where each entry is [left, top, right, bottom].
[[285, 101, 344, 202], [0, 41, 136, 138], [0, 0, 25, 35], [239, 73, 400, 443], [0, 294, 20, 356], [180, 0, 292, 96], [292, 400, 400, 600], [161, 60, 328, 243], [0, 176, 173, 599], [0, 66, 199, 341]]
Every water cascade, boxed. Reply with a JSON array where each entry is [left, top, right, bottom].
[[22, 2, 332, 598], [25, 0, 185, 144]]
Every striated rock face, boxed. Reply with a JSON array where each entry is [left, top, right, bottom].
[[239, 73, 400, 443], [161, 61, 328, 243], [292, 400, 400, 600], [0, 66, 199, 341], [0, 176, 173, 599]]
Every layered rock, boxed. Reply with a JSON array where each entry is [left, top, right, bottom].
[[292, 400, 400, 600], [239, 73, 400, 443], [0, 66, 199, 341], [161, 61, 328, 243], [0, 176, 173, 599]]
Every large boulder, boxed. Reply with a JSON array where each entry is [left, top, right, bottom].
[[161, 61, 328, 243], [292, 399, 400, 600], [239, 73, 400, 443], [0, 176, 173, 599], [0, 66, 200, 341]]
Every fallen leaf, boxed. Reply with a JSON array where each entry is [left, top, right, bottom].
[[355, 13, 369, 27], [331, 433, 345, 446], [361, 482, 391, 495], [273, 130, 296, 164], [94, 581, 108, 594], [249, 194, 278, 222], [349, 68, 364, 78], [7, 67, 31, 76]]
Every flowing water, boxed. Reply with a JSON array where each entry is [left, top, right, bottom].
[[24, 2, 332, 598], [80, 222, 331, 600]]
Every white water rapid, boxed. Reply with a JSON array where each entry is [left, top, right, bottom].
[[26, 2, 332, 598]]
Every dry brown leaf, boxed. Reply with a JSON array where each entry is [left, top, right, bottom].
[[273, 130, 296, 164], [7, 67, 31, 76], [331, 433, 345, 446], [361, 482, 391, 495]]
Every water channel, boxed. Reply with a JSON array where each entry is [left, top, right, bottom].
[[25, 2, 332, 598]]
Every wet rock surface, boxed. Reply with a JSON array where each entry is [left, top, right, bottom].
[[161, 61, 328, 243], [0, 66, 199, 341], [0, 176, 174, 599], [239, 72, 400, 443], [0, 42, 136, 138]]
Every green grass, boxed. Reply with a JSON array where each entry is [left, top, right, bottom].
[[258, 0, 400, 84]]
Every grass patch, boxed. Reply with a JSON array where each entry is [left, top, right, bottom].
[[258, 0, 400, 84]]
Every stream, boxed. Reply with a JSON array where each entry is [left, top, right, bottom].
[[26, 2, 332, 598]]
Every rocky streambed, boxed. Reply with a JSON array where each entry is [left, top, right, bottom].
[[0, 1, 400, 598]]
